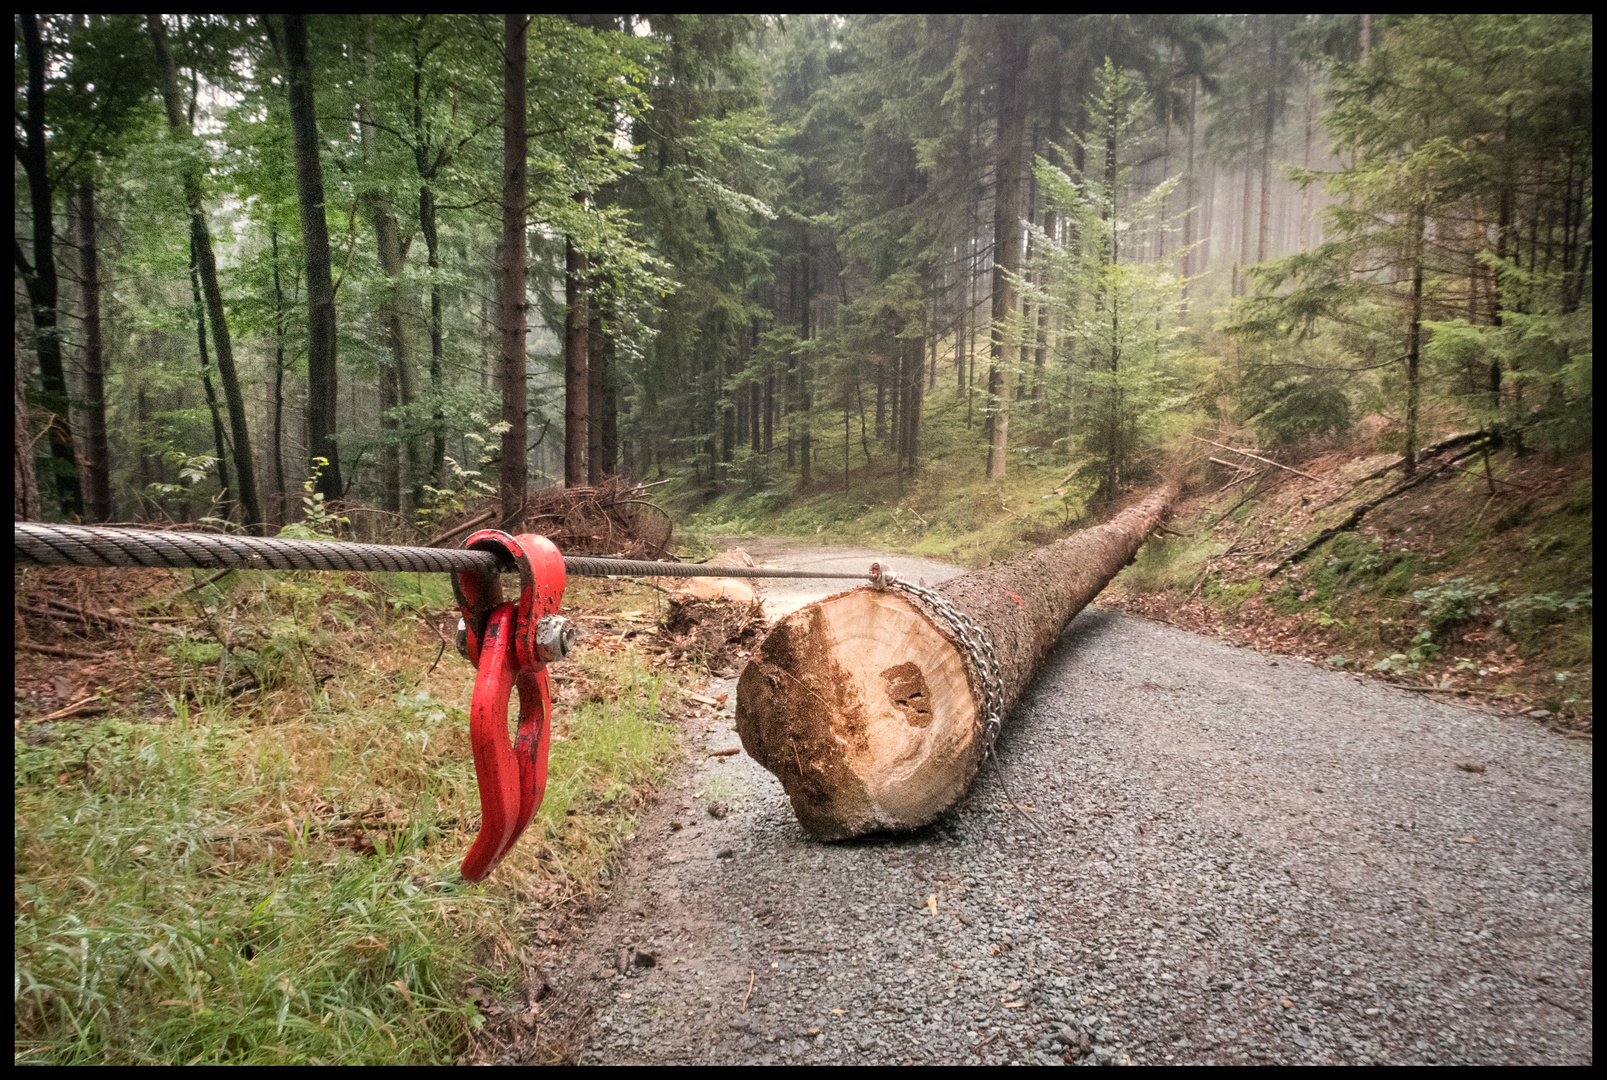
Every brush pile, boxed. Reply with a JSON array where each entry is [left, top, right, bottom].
[[522, 477, 674, 560], [658, 596, 766, 676]]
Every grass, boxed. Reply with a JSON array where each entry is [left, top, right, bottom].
[[678, 380, 1096, 568], [14, 567, 680, 1064]]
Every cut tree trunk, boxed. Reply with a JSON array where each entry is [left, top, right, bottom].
[[736, 480, 1180, 839]]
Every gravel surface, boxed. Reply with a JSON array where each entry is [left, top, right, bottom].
[[554, 545, 1593, 1066]]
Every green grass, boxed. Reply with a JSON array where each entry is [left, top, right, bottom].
[[14, 572, 679, 1064], [679, 381, 1094, 567]]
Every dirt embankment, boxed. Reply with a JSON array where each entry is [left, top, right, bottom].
[[1105, 439, 1592, 737]]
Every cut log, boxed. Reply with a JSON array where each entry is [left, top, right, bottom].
[[735, 481, 1179, 838]]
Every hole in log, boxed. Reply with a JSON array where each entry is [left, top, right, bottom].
[[880, 662, 934, 727]]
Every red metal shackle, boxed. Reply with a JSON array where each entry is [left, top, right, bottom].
[[452, 530, 572, 881]]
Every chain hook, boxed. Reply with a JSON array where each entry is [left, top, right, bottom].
[[452, 530, 567, 881]]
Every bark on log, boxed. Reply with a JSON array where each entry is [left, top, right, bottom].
[[736, 481, 1180, 838]]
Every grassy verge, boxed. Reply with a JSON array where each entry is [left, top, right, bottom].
[[14, 569, 680, 1064]]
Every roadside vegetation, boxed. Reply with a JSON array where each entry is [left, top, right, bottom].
[[14, 565, 680, 1064]]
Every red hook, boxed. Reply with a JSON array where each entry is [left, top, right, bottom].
[[452, 530, 571, 882]]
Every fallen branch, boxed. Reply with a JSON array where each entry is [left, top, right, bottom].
[[1189, 436, 1320, 481], [40, 598, 185, 636], [16, 641, 111, 660], [424, 508, 497, 548], [1270, 444, 1484, 576]]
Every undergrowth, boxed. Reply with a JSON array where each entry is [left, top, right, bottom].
[[14, 569, 678, 1064]]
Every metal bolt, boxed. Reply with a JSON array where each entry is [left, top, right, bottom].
[[535, 614, 576, 663], [456, 617, 469, 660]]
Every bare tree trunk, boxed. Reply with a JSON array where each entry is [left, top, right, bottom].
[[1404, 205, 1426, 479], [737, 480, 1180, 838], [275, 13, 343, 506], [985, 15, 1028, 479], [563, 238, 588, 488], [14, 308, 42, 521], [77, 183, 111, 522], [1256, 26, 1278, 265], [587, 303, 606, 484], [1182, 76, 1198, 317], [1300, 64, 1312, 252], [270, 227, 290, 519], [189, 233, 233, 515], [500, 14, 529, 516], [154, 15, 262, 529]]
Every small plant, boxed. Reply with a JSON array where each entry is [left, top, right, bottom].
[[1495, 587, 1593, 638], [1371, 629, 1441, 672], [1412, 577, 1498, 632], [277, 457, 349, 541]]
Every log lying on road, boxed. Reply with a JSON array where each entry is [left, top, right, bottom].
[[735, 481, 1180, 838]]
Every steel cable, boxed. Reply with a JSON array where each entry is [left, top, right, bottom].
[[13, 522, 870, 581]]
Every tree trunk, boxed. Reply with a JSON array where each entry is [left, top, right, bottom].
[[153, 15, 262, 529], [588, 303, 606, 484], [736, 480, 1180, 838], [985, 15, 1028, 479], [1256, 26, 1277, 265], [17, 14, 82, 519], [563, 239, 588, 488], [278, 14, 343, 505], [190, 233, 233, 515], [499, 15, 530, 517], [1404, 205, 1426, 479], [270, 226, 290, 520], [77, 184, 111, 522], [14, 310, 42, 521]]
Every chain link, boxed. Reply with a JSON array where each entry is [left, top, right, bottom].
[[885, 577, 1006, 757]]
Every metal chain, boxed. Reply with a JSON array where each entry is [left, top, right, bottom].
[[882, 575, 1007, 757], [13, 522, 868, 582]]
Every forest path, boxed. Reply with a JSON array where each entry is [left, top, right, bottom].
[[554, 543, 1592, 1066]]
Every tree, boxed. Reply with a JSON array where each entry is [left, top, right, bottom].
[[14, 14, 83, 518], [149, 15, 264, 529], [264, 14, 343, 508], [499, 14, 529, 515], [1035, 59, 1188, 500]]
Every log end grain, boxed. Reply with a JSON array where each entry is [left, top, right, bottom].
[[735, 588, 980, 839]]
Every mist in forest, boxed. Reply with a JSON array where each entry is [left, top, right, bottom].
[[13, 15, 1592, 531]]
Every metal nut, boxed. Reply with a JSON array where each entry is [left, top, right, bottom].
[[534, 614, 576, 663]]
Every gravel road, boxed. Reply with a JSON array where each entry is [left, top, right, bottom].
[[555, 543, 1593, 1066]]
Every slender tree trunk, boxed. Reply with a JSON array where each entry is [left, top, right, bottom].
[[1256, 27, 1278, 265], [1404, 205, 1426, 479], [410, 41, 448, 490], [563, 239, 588, 488], [270, 227, 289, 521], [77, 184, 111, 522], [601, 330, 619, 476], [1299, 64, 1313, 252], [14, 308, 42, 521], [587, 301, 606, 484], [1182, 76, 1198, 316], [798, 252, 812, 489], [1237, 114, 1255, 295], [17, 14, 82, 518], [189, 234, 233, 514], [986, 15, 1028, 479], [277, 14, 343, 505], [360, 97, 415, 516], [737, 480, 1180, 838], [153, 15, 262, 529], [500, 14, 530, 516]]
